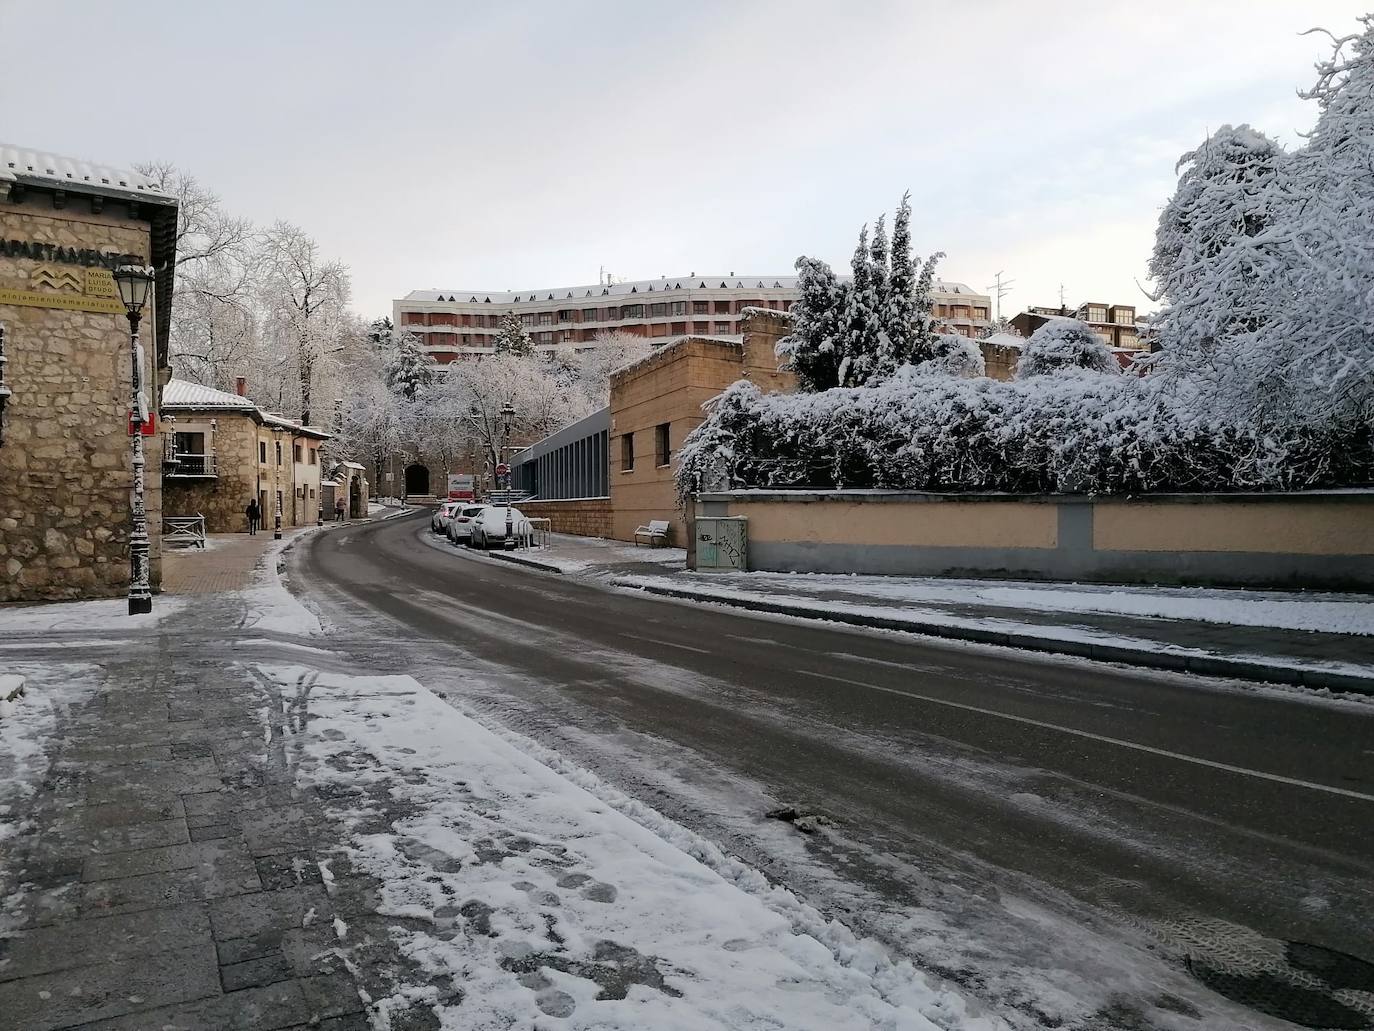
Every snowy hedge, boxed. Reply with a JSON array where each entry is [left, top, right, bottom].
[[1016, 320, 1117, 379], [676, 375, 1373, 497]]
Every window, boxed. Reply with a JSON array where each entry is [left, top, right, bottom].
[[650, 302, 667, 317], [671, 321, 687, 334], [309, 447, 317, 466], [259, 441, 267, 464], [174, 431, 205, 457], [621, 304, 643, 319], [309, 487, 315, 498], [520, 314, 535, 327], [692, 301, 709, 314], [620, 432, 634, 471], [275, 441, 283, 465], [582, 308, 598, 322], [713, 300, 731, 314], [538, 312, 553, 325], [973, 307, 989, 320], [1113, 307, 1135, 325], [655, 423, 670, 467], [714, 321, 731, 334], [1086, 306, 1107, 323], [650, 323, 668, 337], [693, 320, 708, 333], [293, 443, 302, 463], [670, 301, 686, 315]]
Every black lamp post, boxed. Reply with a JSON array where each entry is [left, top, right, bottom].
[[112, 264, 156, 615], [272, 426, 284, 539], [501, 401, 515, 546]]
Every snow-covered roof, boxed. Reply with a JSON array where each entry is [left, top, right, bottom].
[[161, 379, 257, 410], [405, 276, 985, 305], [981, 332, 1025, 350], [0, 142, 173, 202]]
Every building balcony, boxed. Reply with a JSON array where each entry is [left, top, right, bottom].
[[165, 452, 217, 478]]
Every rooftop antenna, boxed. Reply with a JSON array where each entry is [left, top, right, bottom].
[[986, 271, 1015, 322], [1058, 283, 1067, 311]]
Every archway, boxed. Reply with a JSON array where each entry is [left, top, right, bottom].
[[404, 463, 430, 497]]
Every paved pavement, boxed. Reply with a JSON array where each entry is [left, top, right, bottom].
[[162, 531, 295, 595], [299, 512, 1374, 1031], [0, 556, 442, 1029]]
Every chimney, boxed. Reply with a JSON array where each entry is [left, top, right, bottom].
[[235, 376, 247, 397]]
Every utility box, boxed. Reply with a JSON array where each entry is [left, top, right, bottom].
[[694, 516, 747, 571]]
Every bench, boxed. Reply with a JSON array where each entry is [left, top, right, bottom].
[[163, 514, 207, 549], [634, 519, 670, 547]]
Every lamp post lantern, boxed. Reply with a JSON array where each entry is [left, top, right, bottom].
[[271, 426, 284, 539], [113, 264, 156, 615], [500, 401, 515, 546]]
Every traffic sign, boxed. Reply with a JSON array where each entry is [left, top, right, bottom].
[[128, 412, 156, 436], [495, 463, 510, 476]]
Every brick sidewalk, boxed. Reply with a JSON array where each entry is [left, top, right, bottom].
[[0, 616, 436, 1029], [162, 530, 308, 596]]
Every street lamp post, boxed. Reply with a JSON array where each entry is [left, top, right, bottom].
[[501, 401, 515, 547], [272, 426, 284, 539], [113, 265, 156, 615]]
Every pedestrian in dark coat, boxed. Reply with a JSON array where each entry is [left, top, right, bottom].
[[246, 498, 261, 535]]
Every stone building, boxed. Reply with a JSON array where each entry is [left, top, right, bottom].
[[0, 143, 178, 602], [161, 378, 331, 533]]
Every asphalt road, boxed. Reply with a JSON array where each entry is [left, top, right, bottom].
[[295, 512, 1374, 1031]]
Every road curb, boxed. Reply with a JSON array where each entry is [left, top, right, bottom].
[[480, 549, 565, 574], [612, 580, 1374, 697]]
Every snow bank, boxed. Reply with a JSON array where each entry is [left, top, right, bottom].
[[282, 665, 993, 1030]]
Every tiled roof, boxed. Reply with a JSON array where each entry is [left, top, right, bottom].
[[0, 142, 173, 201], [404, 276, 985, 305], [162, 379, 256, 410]]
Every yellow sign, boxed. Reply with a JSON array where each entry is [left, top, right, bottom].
[[0, 285, 125, 314], [0, 266, 126, 314]]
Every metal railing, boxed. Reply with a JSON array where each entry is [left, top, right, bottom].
[[166, 453, 217, 478], [519, 517, 551, 551], [163, 514, 207, 549]]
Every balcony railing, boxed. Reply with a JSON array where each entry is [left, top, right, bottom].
[[166, 452, 217, 478]]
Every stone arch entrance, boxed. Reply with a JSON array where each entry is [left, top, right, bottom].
[[404, 463, 430, 497]]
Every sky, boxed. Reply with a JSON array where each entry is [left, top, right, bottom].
[[1, 0, 1365, 319]]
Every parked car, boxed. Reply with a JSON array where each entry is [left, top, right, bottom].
[[468, 505, 533, 549], [445, 505, 488, 544], [430, 502, 461, 533]]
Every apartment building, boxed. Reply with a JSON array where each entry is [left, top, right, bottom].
[[1012, 302, 1142, 350], [394, 275, 992, 362]]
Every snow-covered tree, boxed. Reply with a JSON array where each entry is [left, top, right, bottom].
[[917, 334, 985, 378], [383, 328, 435, 402], [1015, 319, 1117, 379], [256, 221, 350, 423], [775, 257, 847, 391], [569, 330, 652, 406], [840, 224, 884, 386], [494, 310, 533, 356], [1147, 125, 1291, 410]]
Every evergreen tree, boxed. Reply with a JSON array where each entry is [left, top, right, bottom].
[[775, 257, 847, 391], [883, 193, 917, 368], [1016, 319, 1118, 379], [840, 224, 883, 386], [494, 310, 533, 356], [384, 330, 435, 402], [367, 316, 395, 350]]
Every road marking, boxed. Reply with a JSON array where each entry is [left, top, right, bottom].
[[794, 668, 1374, 803], [625, 634, 712, 655]]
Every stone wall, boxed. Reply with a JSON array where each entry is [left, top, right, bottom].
[[163, 409, 258, 533], [693, 489, 1374, 589], [0, 199, 162, 601], [516, 497, 612, 538]]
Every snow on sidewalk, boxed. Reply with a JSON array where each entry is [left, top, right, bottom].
[[280, 663, 994, 1030], [621, 571, 1374, 637]]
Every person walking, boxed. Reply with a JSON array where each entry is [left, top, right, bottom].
[[245, 497, 261, 536], [334, 496, 346, 522]]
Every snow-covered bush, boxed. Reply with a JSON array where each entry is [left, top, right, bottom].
[[1015, 319, 1117, 379], [677, 374, 1372, 498], [913, 334, 984, 378]]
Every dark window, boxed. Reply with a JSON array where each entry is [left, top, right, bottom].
[[621, 432, 634, 472], [693, 321, 709, 333], [655, 423, 670, 466], [538, 312, 553, 325], [309, 447, 317, 466], [275, 442, 282, 466], [670, 301, 687, 315], [622, 304, 643, 319], [259, 441, 267, 464], [582, 308, 598, 321], [649, 303, 667, 317], [293, 443, 302, 463], [714, 321, 731, 334], [692, 301, 708, 314], [714, 300, 731, 314]]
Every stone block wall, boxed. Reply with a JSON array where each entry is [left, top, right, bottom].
[[162, 409, 260, 533], [0, 200, 162, 601], [516, 498, 612, 538]]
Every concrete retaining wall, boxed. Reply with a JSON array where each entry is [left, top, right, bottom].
[[693, 490, 1374, 589]]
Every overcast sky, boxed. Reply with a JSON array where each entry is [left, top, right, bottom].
[[1, 1, 1364, 318]]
